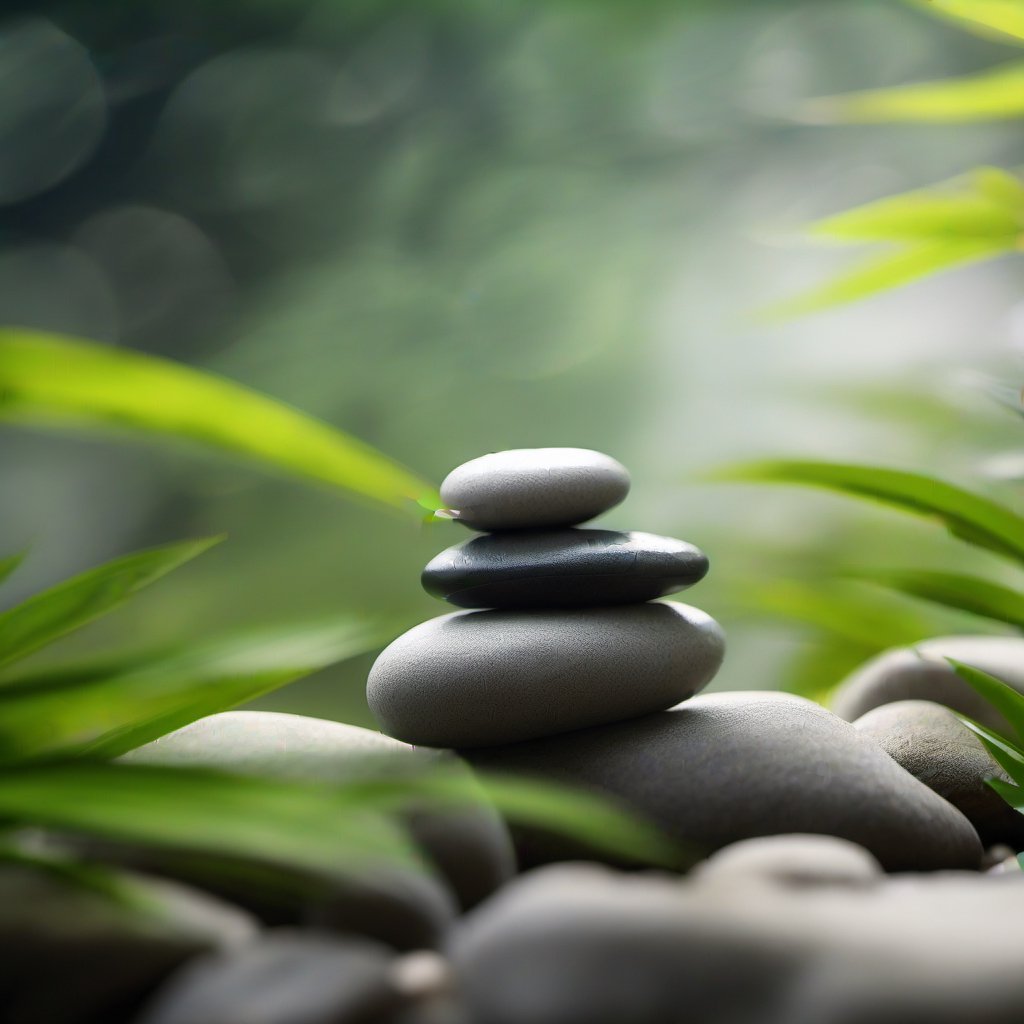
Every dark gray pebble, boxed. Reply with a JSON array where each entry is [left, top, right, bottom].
[[439, 448, 629, 532], [0, 863, 254, 1024], [421, 529, 709, 609], [124, 712, 516, 911], [136, 931, 402, 1024], [465, 691, 982, 871], [854, 700, 1024, 848], [368, 603, 725, 748]]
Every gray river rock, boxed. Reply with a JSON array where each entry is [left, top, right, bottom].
[[465, 692, 982, 871], [439, 448, 629, 531], [367, 602, 725, 748], [124, 712, 515, 911], [831, 635, 1024, 732]]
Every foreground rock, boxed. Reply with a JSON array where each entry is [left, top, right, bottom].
[[450, 862, 1024, 1024], [124, 712, 515, 911], [368, 603, 725, 748], [136, 932, 402, 1024], [854, 700, 1024, 848], [0, 863, 254, 1024], [439, 448, 630, 531], [422, 529, 709, 609], [831, 635, 1024, 732], [693, 834, 882, 889], [466, 692, 982, 871]]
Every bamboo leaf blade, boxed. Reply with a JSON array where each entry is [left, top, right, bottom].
[[0, 551, 27, 587], [760, 238, 1012, 320], [910, 0, 1024, 43], [857, 569, 1024, 629], [960, 718, 1024, 787], [949, 658, 1024, 743], [0, 330, 440, 514], [803, 61, 1024, 123], [0, 618, 390, 764], [0, 537, 221, 673], [0, 763, 422, 876], [712, 461, 1024, 564]]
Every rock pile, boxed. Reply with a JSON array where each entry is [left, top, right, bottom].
[[369, 448, 982, 872], [368, 447, 726, 749]]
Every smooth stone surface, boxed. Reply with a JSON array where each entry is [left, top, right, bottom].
[[450, 862, 1024, 1024], [368, 602, 726, 748], [0, 863, 255, 1024], [854, 700, 1024, 848], [137, 932, 402, 1024], [439, 448, 629, 531], [124, 712, 516, 911], [466, 692, 982, 871], [694, 834, 882, 889], [421, 529, 709, 609], [831, 635, 1024, 733]]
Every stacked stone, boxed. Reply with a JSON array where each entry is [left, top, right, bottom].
[[367, 447, 727, 750]]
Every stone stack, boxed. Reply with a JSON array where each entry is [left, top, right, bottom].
[[367, 447, 726, 750]]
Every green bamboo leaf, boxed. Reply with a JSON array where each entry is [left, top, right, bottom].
[[858, 569, 1024, 629], [713, 460, 1024, 564], [986, 776, 1024, 811], [949, 658, 1024, 743], [0, 763, 421, 877], [810, 187, 1021, 241], [761, 237, 1012, 320], [803, 61, 1024, 123], [960, 717, 1024, 785], [0, 551, 26, 587], [0, 537, 221, 673], [910, 0, 1024, 43], [332, 770, 690, 869], [0, 330, 440, 515], [0, 618, 391, 765]]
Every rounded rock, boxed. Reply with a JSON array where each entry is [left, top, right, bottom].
[[421, 529, 709, 609], [439, 448, 629, 532], [0, 863, 255, 1024], [831, 635, 1024, 733], [123, 711, 515, 914], [853, 700, 1024, 848], [136, 931, 402, 1024], [693, 834, 883, 889], [367, 602, 726, 748], [466, 692, 982, 871]]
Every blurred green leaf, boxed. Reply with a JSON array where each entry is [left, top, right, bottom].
[[0, 538, 221, 674], [803, 61, 1024, 122], [861, 568, 1024, 628], [910, 0, 1024, 42], [0, 762, 421, 876], [714, 461, 1024, 563], [0, 551, 26, 587], [960, 717, 1024, 785], [336, 769, 690, 869], [762, 238, 1011, 320], [0, 330, 440, 515], [0, 619, 390, 764], [950, 658, 1024, 743], [987, 776, 1024, 810]]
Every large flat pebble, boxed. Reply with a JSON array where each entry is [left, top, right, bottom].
[[367, 602, 725, 748], [466, 691, 982, 871], [421, 529, 708, 609], [440, 448, 629, 531]]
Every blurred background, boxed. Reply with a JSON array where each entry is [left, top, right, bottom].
[[2, 0, 1023, 725]]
